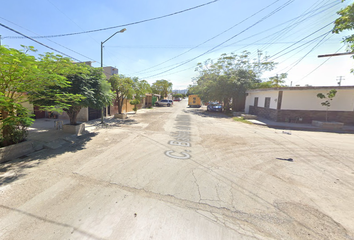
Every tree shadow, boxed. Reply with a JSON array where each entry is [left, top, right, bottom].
[[86, 116, 138, 129], [184, 108, 232, 119], [0, 132, 98, 187]]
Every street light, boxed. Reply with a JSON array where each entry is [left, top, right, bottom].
[[100, 28, 126, 124]]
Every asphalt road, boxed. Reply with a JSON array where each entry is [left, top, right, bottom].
[[1, 99, 354, 240]]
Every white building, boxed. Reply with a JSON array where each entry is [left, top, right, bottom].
[[245, 86, 354, 124]]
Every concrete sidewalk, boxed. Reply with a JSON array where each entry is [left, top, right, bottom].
[[26, 112, 140, 150], [27, 118, 98, 150], [247, 117, 354, 133]]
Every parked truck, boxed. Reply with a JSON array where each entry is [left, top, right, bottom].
[[188, 95, 202, 108]]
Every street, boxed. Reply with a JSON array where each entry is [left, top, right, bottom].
[[1, 99, 354, 240]]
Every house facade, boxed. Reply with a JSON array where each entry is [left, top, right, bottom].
[[245, 86, 354, 124]]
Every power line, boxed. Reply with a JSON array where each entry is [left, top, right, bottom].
[[269, 21, 334, 60], [141, 0, 295, 79], [0, 22, 81, 61], [132, 1, 339, 80], [282, 31, 332, 73], [3, 0, 221, 39], [0, 17, 98, 62], [141, 0, 339, 79], [131, 0, 281, 75], [296, 44, 345, 83]]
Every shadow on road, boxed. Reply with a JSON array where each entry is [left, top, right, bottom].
[[0, 132, 98, 187], [184, 107, 232, 119]]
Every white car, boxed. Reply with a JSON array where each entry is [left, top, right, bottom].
[[155, 99, 173, 107]]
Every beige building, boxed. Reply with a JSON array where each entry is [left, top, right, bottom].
[[245, 86, 354, 124]]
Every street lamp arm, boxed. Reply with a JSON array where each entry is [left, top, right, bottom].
[[102, 28, 126, 44]]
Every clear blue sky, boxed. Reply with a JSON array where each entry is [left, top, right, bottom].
[[1, 0, 353, 89]]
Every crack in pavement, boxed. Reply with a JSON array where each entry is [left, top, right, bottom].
[[69, 171, 352, 240]]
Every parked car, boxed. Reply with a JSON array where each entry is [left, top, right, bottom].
[[173, 98, 182, 101], [155, 99, 173, 107], [207, 103, 223, 112]]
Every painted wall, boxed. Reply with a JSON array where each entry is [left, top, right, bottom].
[[245, 90, 279, 113], [281, 89, 354, 111]]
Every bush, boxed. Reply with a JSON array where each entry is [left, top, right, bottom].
[[0, 99, 34, 147], [130, 99, 140, 113]]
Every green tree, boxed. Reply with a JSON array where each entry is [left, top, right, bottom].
[[130, 99, 140, 113], [333, 1, 354, 52], [268, 73, 288, 87], [31, 66, 112, 125], [173, 93, 183, 99], [317, 89, 337, 122], [194, 51, 276, 112], [151, 80, 172, 98], [133, 79, 151, 101], [109, 74, 135, 114], [0, 45, 83, 146]]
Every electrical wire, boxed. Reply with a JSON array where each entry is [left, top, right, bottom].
[[296, 44, 346, 83], [283, 31, 332, 73], [131, 0, 281, 75], [141, 0, 295, 79], [269, 21, 334, 60], [0, 17, 99, 63], [0, 22, 81, 62], [260, 0, 331, 51], [135, 0, 336, 78], [3, 0, 221, 39]]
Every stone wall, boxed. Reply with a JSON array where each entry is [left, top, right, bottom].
[[249, 106, 278, 121], [277, 110, 354, 124], [248, 106, 354, 124]]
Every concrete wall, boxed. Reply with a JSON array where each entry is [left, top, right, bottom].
[[281, 89, 354, 111], [246, 87, 354, 124], [245, 90, 279, 113]]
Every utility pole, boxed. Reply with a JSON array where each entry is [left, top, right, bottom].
[[100, 28, 126, 124], [337, 76, 345, 86], [0, 35, 2, 46]]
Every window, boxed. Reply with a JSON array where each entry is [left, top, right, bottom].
[[254, 97, 258, 107], [264, 97, 271, 108]]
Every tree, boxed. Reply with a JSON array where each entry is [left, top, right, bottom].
[[0, 45, 82, 146], [173, 93, 183, 99], [194, 51, 276, 112], [31, 66, 113, 125], [268, 73, 288, 87], [317, 89, 337, 122], [151, 80, 172, 98], [130, 99, 140, 113], [333, 1, 354, 52], [109, 74, 135, 114], [133, 79, 151, 101]]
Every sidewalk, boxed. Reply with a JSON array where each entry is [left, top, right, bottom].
[[247, 117, 354, 133], [26, 112, 140, 150], [27, 118, 97, 150]]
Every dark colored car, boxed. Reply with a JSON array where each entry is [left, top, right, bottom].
[[207, 103, 223, 112]]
